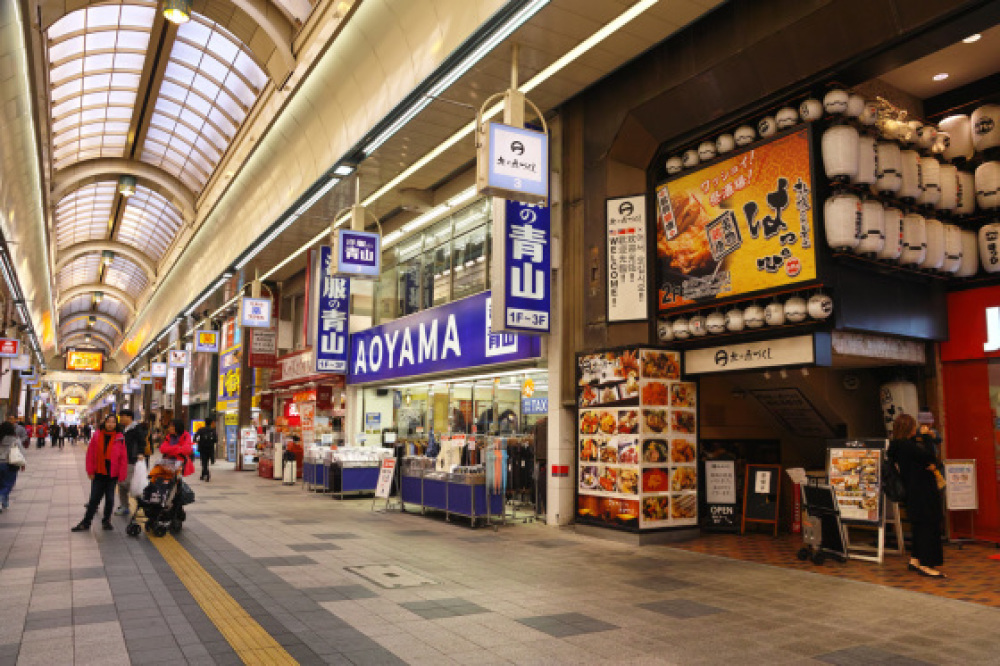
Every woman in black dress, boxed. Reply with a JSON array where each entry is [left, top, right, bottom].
[[889, 413, 945, 578]]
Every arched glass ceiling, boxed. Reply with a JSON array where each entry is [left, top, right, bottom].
[[57, 254, 101, 293], [140, 16, 268, 192], [96, 298, 130, 323], [47, 3, 156, 169], [104, 255, 149, 294], [61, 294, 96, 318], [62, 318, 118, 343], [117, 185, 185, 262], [54, 182, 116, 251]]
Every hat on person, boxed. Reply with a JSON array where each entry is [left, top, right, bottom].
[[917, 410, 935, 425]]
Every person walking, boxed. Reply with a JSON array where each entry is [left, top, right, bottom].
[[194, 417, 217, 482], [115, 410, 147, 517], [160, 419, 195, 477], [68, 423, 79, 445], [72, 415, 128, 532], [0, 421, 27, 512], [50, 422, 62, 450], [13, 418, 28, 448], [82, 422, 92, 443], [889, 413, 947, 578]]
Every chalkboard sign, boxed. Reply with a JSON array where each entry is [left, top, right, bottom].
[[742, 464, 782, 536]]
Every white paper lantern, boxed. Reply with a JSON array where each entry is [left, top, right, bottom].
[[916, 125, 938, 151], [936, 164, 958, 211], [807, 293, 834, 319], [706, 312, 726, 334], [900, 213, 927, 265], [939, 115, 974, 162], [976, 161, 1000, 209], [979, 224, 1000, 273], [895, 122, 915, 146], [822, 125, 860, 180], [879, 381, 919, 437], [785, 297, 807, 323], [857, 200, 885, 255], [971, 104, 1000, 153], [875, 141, 902, 193], [734, 126, 756, 146], [941, 224, 962, 274], [860, 101, 879, 126], [846, 94, 866, 119], [758, 116, 777, 138], [878, 207, 904, 261], [666, 157, 683, 175], [764, 302, 785, 326], [823, 89, 849, 115], [906, 120, 924, 144], [682, 150, 700, 169], [899, 149, 921, 199], [956, 170, 976, 215], [698, 141, 717, 161], [776, 107, 798, 130], [917, 157, 941, 206], [955, 230, 978, 278], [725, 309, 744, 332], [921, 218, 945, 270], [657, 320, 674, 342], [824, 193, 861, 251], [852, 134, 877, 186], [743, 305, 765, 328], [799, 98, 823, 122], [672, 318, 691, 339], [933, 132, 951, 159], [716, 134, 735, 154], [688, 315, 707, 336]]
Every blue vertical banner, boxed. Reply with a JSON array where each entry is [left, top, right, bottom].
[[315, 245, 351, 373], [491, 198, 551, 333]]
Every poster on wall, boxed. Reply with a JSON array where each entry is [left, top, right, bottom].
[[828, 444, 883, 524], [655, 128, 818, 312], [606, 195, 648, 322], [576, 348, 698, 531]]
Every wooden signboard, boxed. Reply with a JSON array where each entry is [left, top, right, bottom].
[[742, 464, 782, 536]]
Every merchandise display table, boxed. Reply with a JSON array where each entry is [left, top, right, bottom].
[[401, 469, 504, 527], [329, 462, 379, 497], [302, 461, 329, 491]]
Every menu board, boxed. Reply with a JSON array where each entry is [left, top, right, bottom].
[[577, 348, 698, 531], [944, 460, 977, 511], [656, 128, 817, 312], [606, 195, 648, 322], [828, 446, 883, 524]]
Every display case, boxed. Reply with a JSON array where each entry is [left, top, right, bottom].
[[327, 447, 393, 498], [401, 457, 504, 526]]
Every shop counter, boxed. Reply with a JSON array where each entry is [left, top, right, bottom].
[[401, 470, 504, 526], [328, 462, 380, 497]]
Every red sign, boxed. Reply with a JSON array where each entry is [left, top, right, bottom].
[[293, 389, 316, 403], [0, 339, 20, 358], [248, 328, 278, 368], [941, 285, 1000, 362], [259, 393, 274, 412], [316, 384, 333, 410]]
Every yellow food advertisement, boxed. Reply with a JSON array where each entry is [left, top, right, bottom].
[[66, 350, 103, 372], [656, 128, 817, 312]]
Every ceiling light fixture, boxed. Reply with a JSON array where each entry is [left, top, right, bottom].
[[962, 34, 981, 44], [933, 72, 949, 81], [101, 250, 115, 266], [93, 291, 103, 304], [117, 175, 136, 197], [162, 0, 192, 25]]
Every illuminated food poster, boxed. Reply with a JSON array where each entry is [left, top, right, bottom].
[[577, 348, 698, 530], [828, 446, 882, 524], [656, 128, 818, 312]]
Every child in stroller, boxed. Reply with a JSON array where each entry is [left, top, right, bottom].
[[126, 456, 195, 537]]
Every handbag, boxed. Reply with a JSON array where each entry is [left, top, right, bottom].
[[7, 444, 26, 468], [882, 459, 906, 503]]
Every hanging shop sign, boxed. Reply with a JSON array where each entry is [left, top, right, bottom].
[[478, 122, 549, 205], [130, 378, 141, 391], [11, 353, 30, 370], [65, 396, 81, 405], [828, 443, 884, 524], [217, 346, 241, 412], [656, 128, 818, 312], [944, 459, 977, 511], [67, 350, 104, 372], [165, 367, 176, 395], [139, 371, 152, 384], [248, 328, 278, 369], [348, 291, 542, 385], [259, 393, 274, 412], [313, 246, 350, 373], [336, 229, 381, 278], [0, 339, 20, 358], [316, 385, 333, 410], [703, 460, 738, 532], [240, 297, 272, 328], [150, 361, 167, 378], [684, 334, 829, 375], [194, 330, 220, 353], [491, 198, 551, 333], [606, 195, 648, 322], [168, 349, 189, 368]]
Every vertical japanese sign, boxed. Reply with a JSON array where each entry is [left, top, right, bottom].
[[313, 246, 350, 373], [248, 328, 278, 368], [491, 198, 550, 333], [606, 195, 648, 322], [656, 128, 817, 311]]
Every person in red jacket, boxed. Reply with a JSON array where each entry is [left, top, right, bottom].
[[72, 414, 128, 532], [160, 419, 196, 477]]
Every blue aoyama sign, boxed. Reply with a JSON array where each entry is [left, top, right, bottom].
[[337, 229, 381, 278]]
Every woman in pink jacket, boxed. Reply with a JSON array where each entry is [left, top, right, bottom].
[[72, 414, 128, 532], [160, 419, 196, 477]]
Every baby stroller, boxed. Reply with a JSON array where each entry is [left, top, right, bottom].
[[126, 456, 195, 538]]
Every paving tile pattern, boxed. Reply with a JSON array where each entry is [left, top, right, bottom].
[[2, 445, 1000, 665]]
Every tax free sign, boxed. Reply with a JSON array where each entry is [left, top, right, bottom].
[[347, 291, 541, 385]]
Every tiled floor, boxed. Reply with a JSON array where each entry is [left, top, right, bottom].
[[1, 445, 1000, 665]]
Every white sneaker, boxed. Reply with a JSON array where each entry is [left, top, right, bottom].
[[114, 506, 129, 516]]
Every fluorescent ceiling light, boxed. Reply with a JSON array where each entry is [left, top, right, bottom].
[[933, 72, 949, 81], [294, 177, 340, 217], [333, 165, 355, 176], [962, 34, 981, 44]]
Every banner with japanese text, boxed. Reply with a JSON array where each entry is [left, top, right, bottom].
[[655, 128, 817, 312], [314, 245, 350, 373], [490, 198, 550, 333]]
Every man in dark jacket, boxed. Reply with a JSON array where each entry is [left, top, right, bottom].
[[115, 409, 147, 516], [194, 417, 218, 482], [49, 422, 61, 449]]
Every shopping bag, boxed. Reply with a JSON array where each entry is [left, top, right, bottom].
[[130, 459, 148, 497], [7, 445, 26, 468]]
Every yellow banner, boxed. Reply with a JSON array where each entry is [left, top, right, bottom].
[[656, 128, 817, 312]]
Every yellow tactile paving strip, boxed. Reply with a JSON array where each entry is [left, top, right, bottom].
[[151, 534, 298, 665]]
